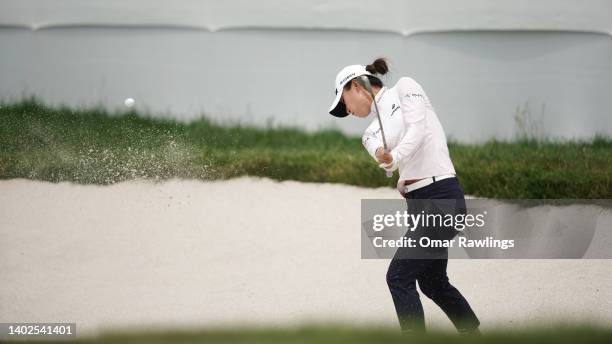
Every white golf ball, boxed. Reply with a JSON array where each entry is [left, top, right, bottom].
[[124, 98, 135, 107]]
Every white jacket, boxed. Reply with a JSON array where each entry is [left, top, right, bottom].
[[361, 77, 456, 191]]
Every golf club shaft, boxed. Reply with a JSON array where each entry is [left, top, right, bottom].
[[359, 76, 393, 178], [360, 77, 388, 149]]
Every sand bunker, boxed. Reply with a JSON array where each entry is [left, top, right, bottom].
[[1, 177, 611, 336]]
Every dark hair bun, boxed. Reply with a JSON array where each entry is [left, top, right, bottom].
[[365, 57, 389, 75]]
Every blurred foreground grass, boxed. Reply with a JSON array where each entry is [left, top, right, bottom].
[[0, 98, 610, 198], [7, 324, 612, 344]]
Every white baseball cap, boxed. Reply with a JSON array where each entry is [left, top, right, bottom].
[[328, 64, 372, 117]]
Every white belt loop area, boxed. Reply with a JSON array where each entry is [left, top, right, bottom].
[[405, 174, 456, 193]]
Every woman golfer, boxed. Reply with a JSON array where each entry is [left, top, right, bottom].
[[328, 58, 481, 334]]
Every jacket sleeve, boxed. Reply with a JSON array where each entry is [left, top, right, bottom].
[[380, 77, 428, 172], [362, 121, 384, 161]]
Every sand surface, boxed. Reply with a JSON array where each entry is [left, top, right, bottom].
[[1, 177, 611, 336]]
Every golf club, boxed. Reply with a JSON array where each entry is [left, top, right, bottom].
[[358, 75, 393, 178]]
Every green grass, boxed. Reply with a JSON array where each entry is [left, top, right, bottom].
[[0, 98, 610, 198], [6, 324, 612, 344]]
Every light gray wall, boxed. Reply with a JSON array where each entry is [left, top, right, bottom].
[[3, 0, 611, 35], [1, 27, 610, 142]]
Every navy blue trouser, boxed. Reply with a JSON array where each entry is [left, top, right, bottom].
[[386, 177, 480, 333]]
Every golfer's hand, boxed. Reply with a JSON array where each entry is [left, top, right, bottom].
[[375, 147, 393, 165]]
